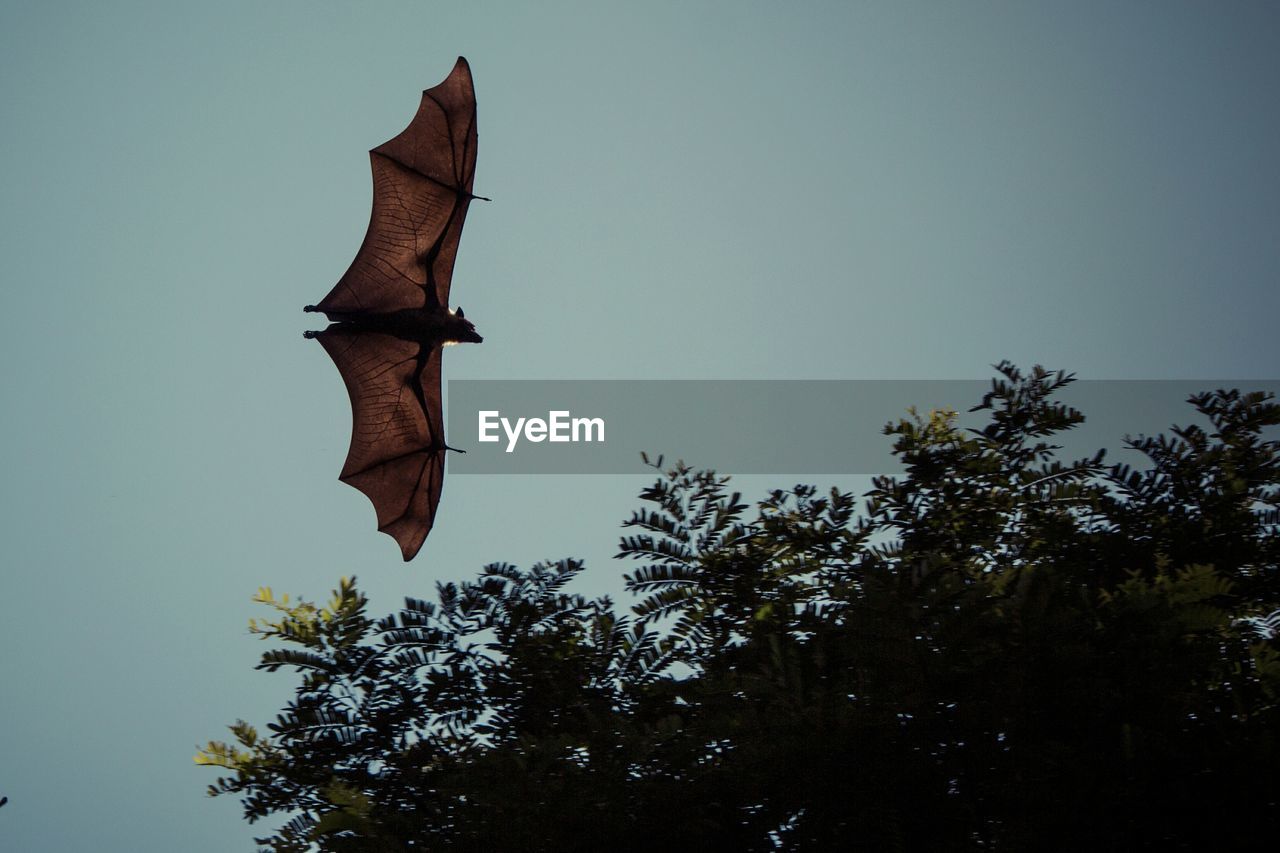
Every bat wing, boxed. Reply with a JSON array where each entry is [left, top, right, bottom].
[[316, 329, 445, 560], [314, 57, 478, 315]]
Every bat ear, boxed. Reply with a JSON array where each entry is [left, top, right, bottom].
[[456, 307, 465, 319]]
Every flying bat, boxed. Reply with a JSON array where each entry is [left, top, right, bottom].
[[305, 57, 484, 561]]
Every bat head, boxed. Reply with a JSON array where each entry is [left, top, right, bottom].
[[445, 306, 483, 344]]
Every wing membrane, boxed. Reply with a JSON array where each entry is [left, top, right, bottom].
[[316, 329, 445, 560], [316, 57, 478, 314]]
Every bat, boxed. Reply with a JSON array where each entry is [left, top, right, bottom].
[[304, 57, 485, 561]]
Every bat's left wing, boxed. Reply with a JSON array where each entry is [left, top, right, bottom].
[[313, 57, 479, 315]]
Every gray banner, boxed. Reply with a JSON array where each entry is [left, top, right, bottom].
[[445, 380, 1280, 475]]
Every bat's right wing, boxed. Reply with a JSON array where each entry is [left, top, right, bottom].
[[314, 329, 445, 561], [314, 57, 478, 316]]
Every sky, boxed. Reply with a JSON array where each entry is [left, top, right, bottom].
[[1, 1, 1278, 849]]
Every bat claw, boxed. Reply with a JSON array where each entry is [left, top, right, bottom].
[[444, 443, 467, 454], [303, 330, 319, 339]]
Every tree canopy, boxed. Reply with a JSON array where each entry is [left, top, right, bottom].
[[199, 363, 1280, 851]]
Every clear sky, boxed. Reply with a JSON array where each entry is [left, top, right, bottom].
[[1, 1, 1277, 849]]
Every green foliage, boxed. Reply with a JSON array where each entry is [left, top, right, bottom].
[[202, 363, 1280, 850]]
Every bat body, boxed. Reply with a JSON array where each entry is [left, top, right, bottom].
[[305, 57, 483, 561]]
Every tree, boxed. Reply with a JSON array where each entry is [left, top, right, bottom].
[[199, 363, 1280, 851]]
